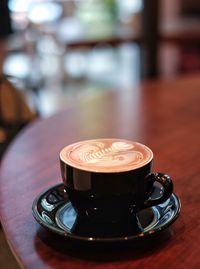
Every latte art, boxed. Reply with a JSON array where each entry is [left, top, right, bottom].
[[60, 139, 153, 173], [72, 142, 143, 167]]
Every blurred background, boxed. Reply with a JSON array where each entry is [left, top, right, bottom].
[[1, 0, 200, 117], [0, 0, 200, 157], [1, 1, 200, 268]]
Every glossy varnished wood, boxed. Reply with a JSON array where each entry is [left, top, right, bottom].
[[0, 74, 200, 269]]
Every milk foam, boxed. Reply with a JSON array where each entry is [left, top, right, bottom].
[[60, 139, 153, 173]]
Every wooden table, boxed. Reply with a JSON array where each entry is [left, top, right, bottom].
[[0, 74, 200, 269]]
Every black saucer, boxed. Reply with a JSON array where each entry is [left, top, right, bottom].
[[32, 184, 181, 243]]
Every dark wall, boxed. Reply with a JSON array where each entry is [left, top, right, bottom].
[[181, 0, 200, 17]]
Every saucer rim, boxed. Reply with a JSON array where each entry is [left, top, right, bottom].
[[32, 183, 181, 243]]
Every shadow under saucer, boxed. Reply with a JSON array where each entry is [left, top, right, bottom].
[[35, 225, 173, 261]]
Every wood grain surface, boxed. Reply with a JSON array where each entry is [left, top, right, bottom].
[[0, 74, 200, 269]]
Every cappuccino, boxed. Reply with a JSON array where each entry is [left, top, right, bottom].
[[60, 138, 153, 173], [60, 138, 173, 223]]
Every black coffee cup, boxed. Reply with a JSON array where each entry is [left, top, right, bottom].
[[60, 139, 173, 225]]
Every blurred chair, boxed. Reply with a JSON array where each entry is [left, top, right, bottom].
[[0, 76, 37, 159]]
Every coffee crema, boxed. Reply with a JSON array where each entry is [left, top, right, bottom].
[[60, 139, 153, 173]]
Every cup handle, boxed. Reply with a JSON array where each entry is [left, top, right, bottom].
[[144, 173, 173, 208]]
